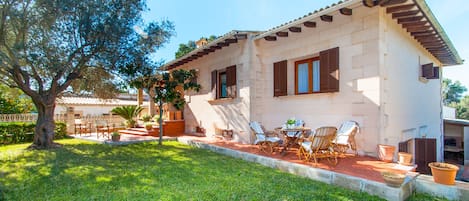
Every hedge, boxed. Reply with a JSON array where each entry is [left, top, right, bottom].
[[0, 122, 67, 145]]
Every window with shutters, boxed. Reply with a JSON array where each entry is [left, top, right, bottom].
[[421, 63, 440, 79], [211, 65, 236, 99], [293, 47, 339, 94]]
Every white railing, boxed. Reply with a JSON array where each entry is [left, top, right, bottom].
[[0, 114, 124, 125]]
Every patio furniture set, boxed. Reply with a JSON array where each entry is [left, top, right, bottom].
[[249, 120, 359, 166], [74, 119, 125, 139]]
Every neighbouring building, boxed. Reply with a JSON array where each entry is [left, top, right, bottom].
[[163, 0, 462, 161], [443, 106, 469, 165], [55, 94, 152, 117]]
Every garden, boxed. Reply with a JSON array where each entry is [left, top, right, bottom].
[[0, 139, 446, 201]]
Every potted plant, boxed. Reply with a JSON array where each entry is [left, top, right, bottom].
[[141, 114, 152, 122], [111, 105, 143, 128], [428, 162, 459, 185], [286, 118, 296, 129], [144, 122, 153, 130], [111, 131, 121, 142]]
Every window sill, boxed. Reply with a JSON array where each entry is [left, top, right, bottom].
[[418, 77, 429, 83], [208, 98, 236, 104]]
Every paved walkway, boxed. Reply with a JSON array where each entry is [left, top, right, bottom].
[[70, 133, 176, 145]]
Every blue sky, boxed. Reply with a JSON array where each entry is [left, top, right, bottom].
[[144, 0, 468, 90]]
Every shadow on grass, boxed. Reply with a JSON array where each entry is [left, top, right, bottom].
[[0, 140, 384, 201]]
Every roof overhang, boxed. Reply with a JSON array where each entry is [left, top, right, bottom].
[[444, 118, 469, 126], [162, 30, 261, 70], [254, 0, 462, 66]]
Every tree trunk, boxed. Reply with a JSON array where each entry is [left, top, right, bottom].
[[158, 98, 163, 145], [149, 87, 156, 117], [29, 98, 59, 149]]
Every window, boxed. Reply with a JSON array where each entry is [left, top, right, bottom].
[[294, 47, 339, 94], [211, 65, 236, 99], [422, 63, 440, 79], [219, 72, 227, 98]]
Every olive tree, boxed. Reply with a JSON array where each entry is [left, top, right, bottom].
[[0, 0, 174, 149]]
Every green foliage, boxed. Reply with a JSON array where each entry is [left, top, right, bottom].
[[0, 122, 66, 145], [442, 78, 467, 105], [443, 79, 469, 120], [175, 35, 217, 59], [111, 105, 143, 121], [141, 114, 152, 122], [0, 84, 35, 114], [0, 140, 386, 200], [450, 96, 469, 120]]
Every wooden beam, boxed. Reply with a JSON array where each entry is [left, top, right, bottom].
[[264, 36, 277, 41], [406, 26, 432, 32], [276, 31, 288, 37], [386, 4, 416, 13], [340, 8, 352, 16], [320, 15, 333, 22], [397, 16, 424, 24], [417, 37, 441, 43], [217, 42, 229, 47], [363, 0, 377, 7], [225, 38, 238, 44], [392, 10, 420, 19], [211, 45, 222, 49], [303, 21, 317, 28], [289, 27, 301, 32], [234, 34, 247, 40], [402, 21, 428, 28], [411, 31, 435, 37], [379, 0, 407, 7]]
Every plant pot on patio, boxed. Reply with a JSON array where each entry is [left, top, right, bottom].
[[398, 152, 412, 166], [428, 162, 459, 185], [378, 144, 396, 162], [111, 132, 121, 142], [381, 171, 406, 187]]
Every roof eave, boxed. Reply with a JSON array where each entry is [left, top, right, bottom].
[[415, 0, 463, 66], [253, 0, 359, 40]]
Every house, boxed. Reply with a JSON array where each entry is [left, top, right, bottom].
[[443, 106, 469, 165], [163, 0, 462, 161], [55, 94, 152, 117]]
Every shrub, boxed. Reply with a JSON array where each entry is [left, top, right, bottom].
[[141, 114, 152, 122], [0, 121, 67, 145]]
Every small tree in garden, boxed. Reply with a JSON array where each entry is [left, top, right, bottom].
[[153, 69, 200, 145]]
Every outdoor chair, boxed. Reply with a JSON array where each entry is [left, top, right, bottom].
[[74, 119, 91, 136], [333, 121, 360, 156], [298, 126, 338, 165], [249, 121, 283, 153], [95, 120, 112, 139]]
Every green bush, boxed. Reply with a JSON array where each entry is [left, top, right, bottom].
[[0, 121, 67, 145]]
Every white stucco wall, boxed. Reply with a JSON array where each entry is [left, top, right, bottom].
[[252, 4, 381, 155], [55, 104, 116, 116], [379, 7, 443, 161], [179, 39, 253, 143]]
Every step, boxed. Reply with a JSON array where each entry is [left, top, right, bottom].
[[119, 129, 158, 136]]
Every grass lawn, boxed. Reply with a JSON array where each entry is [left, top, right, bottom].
[[0, 139, 446, 201]]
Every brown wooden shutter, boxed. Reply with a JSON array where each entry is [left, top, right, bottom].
[[226, 65, 237, 98], [273, 60, 287, 97], [421, 63, 434, 78], [319, 47, 339, 92], [211, 70, 218, 99], [429, 66, 440, 79]]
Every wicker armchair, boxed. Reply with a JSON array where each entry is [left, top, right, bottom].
[[298, 126, 338, 165], [249, 121, 282, 153]]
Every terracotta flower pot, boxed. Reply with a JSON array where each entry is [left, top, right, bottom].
[[398, 152, 412, 165], [428, 162, 459, 185], [378, 144, 396, 162], [381, 171, 406, 187]]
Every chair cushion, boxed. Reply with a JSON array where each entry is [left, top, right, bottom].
[[249, 121, 264, 135]]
